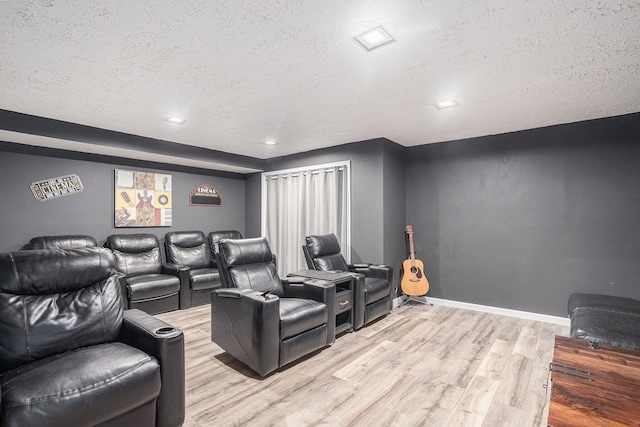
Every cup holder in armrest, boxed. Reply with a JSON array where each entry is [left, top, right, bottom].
[[155, 326, 177, 335]]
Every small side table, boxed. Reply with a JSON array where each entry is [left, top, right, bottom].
[[289, 270, 355, 336]]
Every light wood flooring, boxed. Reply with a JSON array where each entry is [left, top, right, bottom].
[[157, 301, 569, 427]]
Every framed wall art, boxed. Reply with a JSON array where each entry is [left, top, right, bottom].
[[114, 169, 172, 227]]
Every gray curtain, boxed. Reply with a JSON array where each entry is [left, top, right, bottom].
[[265, 166, 348, 277]]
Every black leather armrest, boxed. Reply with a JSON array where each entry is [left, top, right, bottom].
[[161, 264, 191, 309], [350, 263, 370, 269], [161, 262, 191, 310], [162, 262, 188, 276], [368, 264, 393, 281], [285, 276, 306, 284], [211, 289, 280, 376], [116, 272, 129, 309], [350, 263, 393, 281], [216, 288, 254, 298], [282, 278, 335, 305], [118, 309, 185, 427]]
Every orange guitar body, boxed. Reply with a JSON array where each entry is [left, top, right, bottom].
[[401, 225, 430, 296]]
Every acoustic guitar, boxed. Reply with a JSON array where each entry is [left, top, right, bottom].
[[401, 225, 430, 296]]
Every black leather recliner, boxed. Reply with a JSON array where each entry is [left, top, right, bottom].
[[0, 247, 185, 427], [207, 230, 243, 259], [303, 233, 394, 330], [105, 234, 182, 315], [211, 237, 335, 377], [165, 231, 222, 309], [20, 234, 97, 250]]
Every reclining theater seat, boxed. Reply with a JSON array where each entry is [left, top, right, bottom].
[[165, 231, 222, 309], [21, 234, 97, 250], [211, 237, 335, 377], [303, 233, 394, 330], [105, 233, 182, 315], [207, 229, 243, 258], [0, 247, 185, 427]]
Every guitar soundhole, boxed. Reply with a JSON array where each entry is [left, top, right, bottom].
[[410, 266, 422, 278]]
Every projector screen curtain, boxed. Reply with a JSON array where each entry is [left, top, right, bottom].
[[264, 165, 348, 277]]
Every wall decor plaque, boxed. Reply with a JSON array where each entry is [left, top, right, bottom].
[[114, 169, 172, 227], [190, 184, 222, 206], [30, 174, 84, 202]]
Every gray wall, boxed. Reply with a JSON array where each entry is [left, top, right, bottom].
[[2, 112, 639, 318], [382, 142, 407, 296], [0, 150, 246, 252], [244, 173, 263, 238], [405, 113, 640, 317]]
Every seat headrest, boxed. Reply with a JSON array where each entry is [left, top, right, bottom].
[[305, 234, 341, 258], [219, 237, 273, 267], [0, 247, 123, 372], [165, 231, 206, 248], [0, 247, 117, 295], [24, 234, 97, 250], [208, 230, 243, 251], [106, 234, 159, 253]]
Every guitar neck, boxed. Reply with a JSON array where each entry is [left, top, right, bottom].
[[407, 229, 416, 265]]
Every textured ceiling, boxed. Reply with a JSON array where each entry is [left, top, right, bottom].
[[1, 0, 639, 169]]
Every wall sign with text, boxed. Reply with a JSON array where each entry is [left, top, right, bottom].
[[114, 169, 172, 227], [30, 174, 84, 202], [190, 184, 222, 206]]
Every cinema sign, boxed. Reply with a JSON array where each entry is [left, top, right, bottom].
[[30, 174, 84, 202], [190, 184, 221, 206]]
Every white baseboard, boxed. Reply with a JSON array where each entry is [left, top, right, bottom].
[[394, 295, 570, 327]]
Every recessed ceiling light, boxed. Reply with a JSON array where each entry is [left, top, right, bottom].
[[263, 140, 277, 146], [354, 26, 395, 51], [166, 117, 185, 124], [434, 100, 458, 110]]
